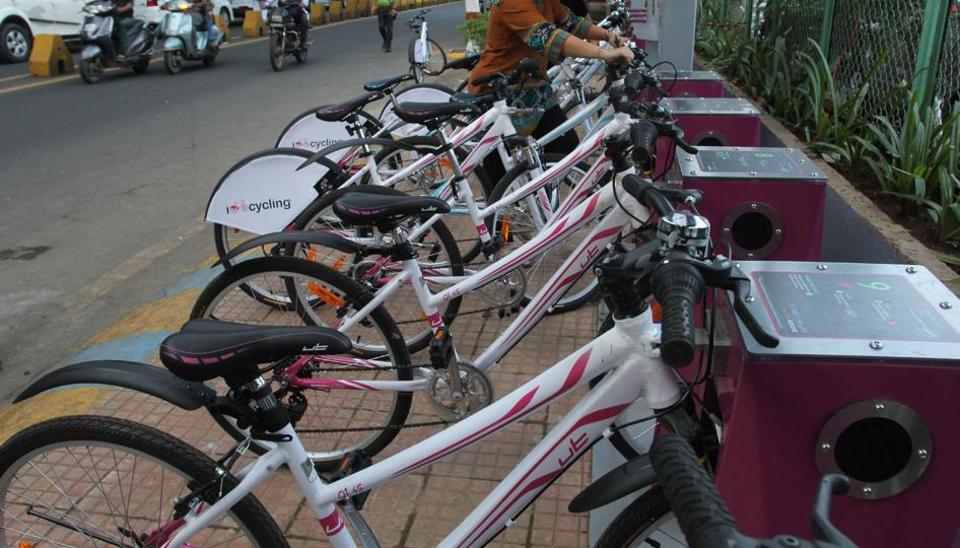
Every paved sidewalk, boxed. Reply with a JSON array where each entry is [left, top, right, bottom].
[[0, 269, 600, 547]]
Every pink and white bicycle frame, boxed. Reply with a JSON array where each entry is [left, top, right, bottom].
[[164, 300, 681, 548], [291, 115, 641, 394]]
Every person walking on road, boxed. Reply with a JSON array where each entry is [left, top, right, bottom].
[[373, 0, 397, 52]]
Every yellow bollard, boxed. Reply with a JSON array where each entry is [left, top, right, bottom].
[[28, 34, 74, 77], [214, 14, 232, 41], [310, 2, 326, 24], [327, 0, 342, 22], [242, 9, 266, 37], [344, 0, 357, 19]]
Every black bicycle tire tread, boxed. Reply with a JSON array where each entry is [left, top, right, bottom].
[[0, 415, 289, 548], [593, 485, 672, 548], [190, 256, 413, 469]]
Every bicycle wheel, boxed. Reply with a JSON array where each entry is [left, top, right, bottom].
[[191, 256, 414, 469], [594, 486, 685, 547], [422, 38, 446, 75], [0, 416, 288, 548], [483, 153, 608, 313], [287, 185, 464, 355]]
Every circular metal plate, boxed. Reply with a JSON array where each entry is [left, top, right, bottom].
[[720, 201, 784, 259], [815, 399, 932, 500]]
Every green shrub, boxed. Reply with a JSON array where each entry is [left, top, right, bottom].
[[458, 13, 489, 49]]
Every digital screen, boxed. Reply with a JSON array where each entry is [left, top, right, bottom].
[[753, 271, 960, 342], [696, 149, 801, 176]]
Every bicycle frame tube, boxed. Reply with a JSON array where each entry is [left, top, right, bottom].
[[536, 93, 608, 148], [164, 311, 681, 548]]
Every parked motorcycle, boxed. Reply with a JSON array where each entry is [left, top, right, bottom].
[[159, 1, 223, 74], [78, 0, 158, 84], [268, 0, 308, 72]]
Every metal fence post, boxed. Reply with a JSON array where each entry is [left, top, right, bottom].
[[818, 0, 836, 57], [913, 0, 952, 107]]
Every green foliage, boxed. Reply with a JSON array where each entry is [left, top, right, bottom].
[[458, 13, 489, 49], [857, 93, 960, 239]]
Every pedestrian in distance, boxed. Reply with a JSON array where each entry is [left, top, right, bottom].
[[373, 0, 398, 52]]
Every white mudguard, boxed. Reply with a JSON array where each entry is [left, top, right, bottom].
[[275, 113, 358, 161], [205, 151, 328, 235], [379, 84, 453, 138]]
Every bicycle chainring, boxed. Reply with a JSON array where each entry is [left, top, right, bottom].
[[428, 361, 494, 421], [476, 269, 526, 308]]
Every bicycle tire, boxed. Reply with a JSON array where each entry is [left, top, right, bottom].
[[593, 485, 675, 548], [191, 256, 413, 469], [422, 38, 446, 75], [287, 185, 465, 355], [482, 153, 604, 313], [0, 415, 289, 548]]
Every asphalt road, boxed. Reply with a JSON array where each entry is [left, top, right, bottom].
[[0, 3, 467, 398]]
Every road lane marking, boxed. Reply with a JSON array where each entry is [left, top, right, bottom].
[[0, 73, 29, 83]]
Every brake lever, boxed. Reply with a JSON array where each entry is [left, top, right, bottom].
[[719, 273, 779, 348]]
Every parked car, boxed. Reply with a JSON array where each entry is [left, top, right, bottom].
[[0, 0, 86, 62], [0, 0, 240, 63]]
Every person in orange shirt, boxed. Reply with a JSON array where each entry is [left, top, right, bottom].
[[469, 0, 633, 185]]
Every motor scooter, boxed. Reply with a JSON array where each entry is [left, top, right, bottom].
[[268, 0, 309, 72], [78, 0, 158, 84], [159, 1, 223, 74]]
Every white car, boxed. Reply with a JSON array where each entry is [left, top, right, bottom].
[[0, 0, 248, 63], [0, 0, 86, 62]]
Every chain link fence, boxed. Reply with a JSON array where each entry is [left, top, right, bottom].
[[699, 0, 958, 122], [935, 4, 960, 117]]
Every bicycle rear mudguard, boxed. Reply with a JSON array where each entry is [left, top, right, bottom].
[[218, 230, 366, 266], [567, 453, 656, 513], [14, 360, 217, 411], [205, 148, 342, 235]]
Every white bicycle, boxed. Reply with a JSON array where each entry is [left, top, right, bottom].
[[0, 174, 782, 547], [407, 9, 445, 83]]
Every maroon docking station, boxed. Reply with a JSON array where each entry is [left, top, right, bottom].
[[715, 261, 960, 548], [655, 69, 726, 98], [676, 146, 827, 261], [655, 98, 762, 177]]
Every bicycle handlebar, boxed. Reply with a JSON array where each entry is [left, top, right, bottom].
[[650, 435, 859, 548]]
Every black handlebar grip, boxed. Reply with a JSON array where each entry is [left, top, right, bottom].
[[651, 260, 703, 368], [631, 120, 659, 171], [650, 435, 740, 548], [621, 175, 674, 217]]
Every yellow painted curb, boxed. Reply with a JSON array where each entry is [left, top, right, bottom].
[[447, 48, 466, 60], [215, 14, 232, 41], [310, 3, 326, 24], [243, 9, 267, 37], [0, 388, 109, 443], [28, 34, 74, 77], [86, 289, 201, 346]]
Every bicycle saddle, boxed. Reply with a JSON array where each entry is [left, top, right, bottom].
[[444, 53, 481, 71], [160, 320, 352, 382], [315, 91, 384, 122], [393, 101, 478, 126], [364, 74, 414, 93], [332, 192, 450, 229]]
